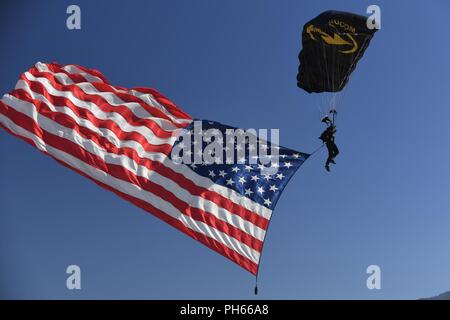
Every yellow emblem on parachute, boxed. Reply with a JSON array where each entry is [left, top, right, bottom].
[[306, 24, 358, 54]]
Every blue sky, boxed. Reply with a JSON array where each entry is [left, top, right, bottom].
[[1, 0, 450, 299]]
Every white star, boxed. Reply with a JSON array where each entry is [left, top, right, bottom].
[[271, 162, 279, 168], [190, 164, 197, 169], [226, 157, 233, 164], [269, 185, 279, 192], [293, 153, 300, 159], [251, 175, 260, 182], [238, 176, 246, 184], [257, 164, 265, 171], [257, 186, 265, 194], [280, 154, 287, 159], [263, 198, 272, 206], [226, 178, 234, 186], [244, 188, 254, 196], [208, 170, 216, 178], [244, 165, 253, 172], [284, 162, 292, 168], [237, 157, 246, 164], [231, 166, 240, 173], [276, 173, 285, 180], [218, 170, 227, 178], [263, 174, 272, 181]]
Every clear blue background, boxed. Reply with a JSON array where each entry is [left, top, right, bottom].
[[1, 0, 449, 299]]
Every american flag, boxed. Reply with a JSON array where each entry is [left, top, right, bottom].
[[0, 62, 309, 275]]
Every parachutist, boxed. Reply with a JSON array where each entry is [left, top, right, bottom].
[[297, 11, 377, 171], [319, 120, 339, 172]]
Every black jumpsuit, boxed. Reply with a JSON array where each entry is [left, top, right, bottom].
[[320, 125, 339, 167]]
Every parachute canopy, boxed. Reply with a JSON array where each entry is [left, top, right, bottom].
[[297, 10, 377, 93]]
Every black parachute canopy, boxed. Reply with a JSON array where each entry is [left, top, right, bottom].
[[297, 10, 377, 93]]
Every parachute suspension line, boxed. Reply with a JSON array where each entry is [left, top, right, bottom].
[[317, 94, 327, 120], [320, 32, 341, 117], [330, 92, 338, 110]]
